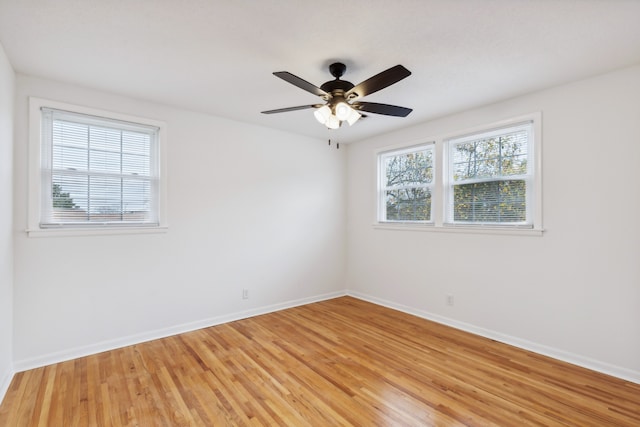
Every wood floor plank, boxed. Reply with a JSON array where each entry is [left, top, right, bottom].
[[1, 296, 639, 426]]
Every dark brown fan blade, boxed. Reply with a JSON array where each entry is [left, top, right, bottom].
[[352, 102, 412, 117], [261, 104, 323, 114], [346, 65, 411, 99], [273, 72, 329, 97]]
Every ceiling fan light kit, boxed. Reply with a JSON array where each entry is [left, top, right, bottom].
[[262, 62, 412, 130], [314, 101, 361, 128]]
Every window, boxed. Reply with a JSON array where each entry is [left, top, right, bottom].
[[376, 114, 541, 234], [378, 145, 434, 222], [446, 122, 533, 226], [29, 98, 167, 235]]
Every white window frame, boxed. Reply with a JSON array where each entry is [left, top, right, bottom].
[[444, 121, 534, 228], [28, 97, 168, 237], [378, 143, 435, 224], [375, 113, 542, 236]]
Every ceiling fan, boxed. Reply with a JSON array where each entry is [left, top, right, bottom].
[[261, 62, 412, 129]]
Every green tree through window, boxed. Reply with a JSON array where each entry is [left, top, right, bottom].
[[376, 116, 538, 230], [381, 146, 434, 221], [449, 125, 530, 224], [52, 183, 76, 209]]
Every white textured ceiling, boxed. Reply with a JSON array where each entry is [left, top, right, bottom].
[[1, 0, 640, 143]]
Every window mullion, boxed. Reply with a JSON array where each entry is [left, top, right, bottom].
[[87, 125, 91, 221], [120, 130, 124, 221]]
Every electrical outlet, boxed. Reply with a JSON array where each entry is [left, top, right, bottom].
[[242, 289, 249, 300], [446, 294, 454, 306]]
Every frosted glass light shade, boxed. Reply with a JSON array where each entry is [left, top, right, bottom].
[[326, 114, 340, 129], [334, 102, 352, 121], [346, 109, 361, 126], [314, 105, 331, 124]]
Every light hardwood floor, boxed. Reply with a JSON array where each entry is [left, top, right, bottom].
[[1, 297, 639, 426]]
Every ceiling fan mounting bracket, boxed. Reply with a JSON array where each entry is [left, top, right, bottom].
[[329, 62, 346, 79]]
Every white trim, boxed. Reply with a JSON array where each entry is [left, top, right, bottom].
[[347, 290, 640, 385], [12, 290, 346, 373], [26, 226, 169, 238], [0, 365, 14, 405], [373, 222, 543, 236], [28, 97, 169, 235]]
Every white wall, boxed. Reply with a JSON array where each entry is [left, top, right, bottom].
[[0, 42, 15, 400], [12, 75, 347, 369], [346, 64, 640, 382], [8, 64, 640, 386]]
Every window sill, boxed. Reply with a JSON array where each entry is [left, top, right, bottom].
[[373, 222, 543, 237], [26, 226, 169, 238]]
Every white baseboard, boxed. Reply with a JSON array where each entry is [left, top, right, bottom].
[[12, 289, 639, 386], [13, 290, 346, 373], [0, 365, 14, 406], [347, 290, 640, 385]]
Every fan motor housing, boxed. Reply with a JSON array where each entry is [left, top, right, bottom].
[[320, 79, 354, 95]]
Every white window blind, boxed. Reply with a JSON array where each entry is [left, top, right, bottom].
[[446, 122, 533, 226], [40, 107, 160, 227], [379, 144, 434, 222]]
